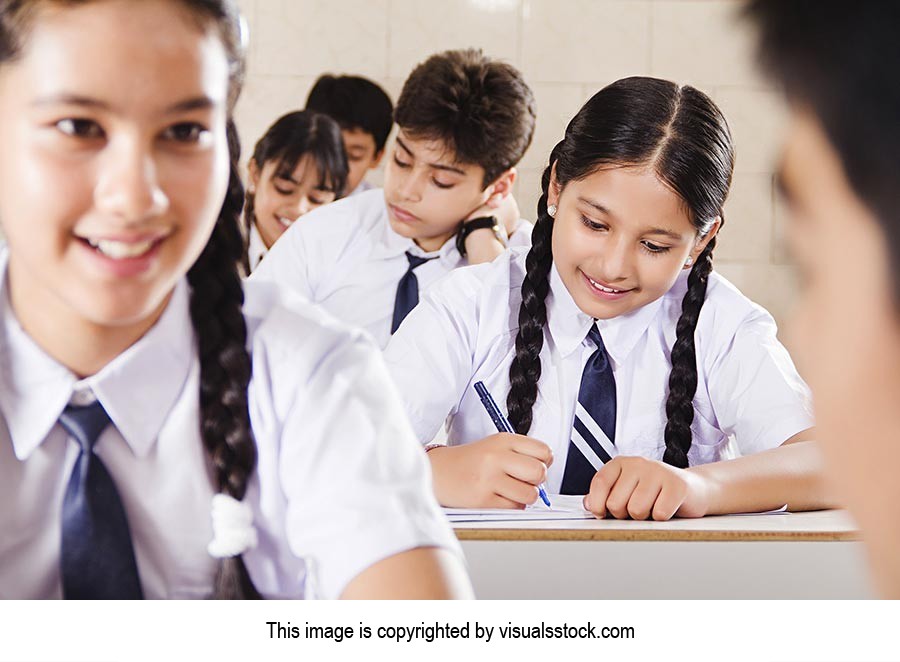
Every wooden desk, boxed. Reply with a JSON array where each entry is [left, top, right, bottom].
[[454, 510, 873, 598]]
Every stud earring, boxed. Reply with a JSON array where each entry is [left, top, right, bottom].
[[685, 257, 694, 268], [547, 204, 557, 218]]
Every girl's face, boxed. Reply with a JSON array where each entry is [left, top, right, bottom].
[[247, 154, 337, 249], [0, 0, 230, 329], [550, 166, 717, 320]]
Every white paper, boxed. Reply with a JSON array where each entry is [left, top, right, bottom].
[[444, 494, 594, 523]]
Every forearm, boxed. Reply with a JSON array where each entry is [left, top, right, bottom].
[[341, 547, 474, 598], [689, 440, 840, 515], [463, 231, 506, 264]]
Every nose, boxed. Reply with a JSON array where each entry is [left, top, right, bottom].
[[597, 235, 633, 282], [295, 195, 313, 218], [94, 135, 169, 223], [396, 168, 425, 203]]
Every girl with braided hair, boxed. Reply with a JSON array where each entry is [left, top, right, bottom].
[[0, 0, 469, 598], [385, 77, 835, 519]]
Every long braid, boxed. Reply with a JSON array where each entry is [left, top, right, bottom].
[[506, 158, 557, 434], [187, 119, 261, 599], [661, 233, 717, 468]]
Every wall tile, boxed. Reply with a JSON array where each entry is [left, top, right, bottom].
[[522, 0, 652, 83], [718, 174, 774, 263], [253, 0, 389, 79], [388, 0, 521, 79], [651, 0, 765, 88]]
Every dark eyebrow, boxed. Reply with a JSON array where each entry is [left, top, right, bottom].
[[395, 136, 466, 176], [577, 196, 612, 215], [645, 227, 683, 241], [578, 196, 684, 240], [31, 93, 216, 115]]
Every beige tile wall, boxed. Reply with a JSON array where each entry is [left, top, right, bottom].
[[234, 0, 797, 331]]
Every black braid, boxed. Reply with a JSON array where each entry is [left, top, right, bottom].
[[662, 234, 717, 468], [187, 119, 261, 599], [506, 158, 557, 434]]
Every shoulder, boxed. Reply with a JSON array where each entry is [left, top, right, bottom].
[[425, 245, 527, 311], [280, 188, 387, 248], [508, 218, 534, 248], [242, 279, 377, 396], [660, 270, 779, 362]]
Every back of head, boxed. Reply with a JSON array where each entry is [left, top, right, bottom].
[[394, 48, 536, 187], [306, 74, 394, 153], [746, 0, 900, 293], [508, 77, 734, 469]]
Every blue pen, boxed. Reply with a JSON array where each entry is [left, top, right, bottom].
[[473, 381, 552, 507]]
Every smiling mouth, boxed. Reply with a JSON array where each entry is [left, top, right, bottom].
[[79, 236, 163, 259], [581, 271, 635, 295], [275, 215, 294, 230]]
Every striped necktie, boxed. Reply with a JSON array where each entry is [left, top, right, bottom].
[[59, 401, 144, 599], [391, 251, 438, 334], [560, 324, 617, 495]]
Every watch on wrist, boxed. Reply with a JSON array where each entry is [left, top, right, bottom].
[[456, 215, 505, 257]]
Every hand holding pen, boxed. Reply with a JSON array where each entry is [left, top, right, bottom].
[[474, 381, 552, 507]]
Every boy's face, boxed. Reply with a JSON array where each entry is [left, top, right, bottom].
[[342, 127, 382, 194], [382, 130, 495, 251], [779, 107, 900, 594]]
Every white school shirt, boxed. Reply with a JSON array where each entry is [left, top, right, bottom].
[[350, 179, 375, 196], [249, 188, 534, 349], [0, 253, 460, 599], [246, 220, 268, 273], [383, 248, 814, 493]]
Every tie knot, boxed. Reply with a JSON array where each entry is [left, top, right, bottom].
[[586, 324, 605, 349], [405, 251, 435, 271], [59, 401, 111, 453]]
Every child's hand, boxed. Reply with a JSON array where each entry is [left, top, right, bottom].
[[427, 433, 553, 509], [583, 456, 715, 521], [465, 194, 521, 237]]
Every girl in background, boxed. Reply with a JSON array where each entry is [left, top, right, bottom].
[[385, 77, 834, 519], [243, 110, 347, 272]]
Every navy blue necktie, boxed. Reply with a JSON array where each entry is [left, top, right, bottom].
[[560, 324, 618, 495], [391, 251, 437, 334], [59, 401, 143, 599]]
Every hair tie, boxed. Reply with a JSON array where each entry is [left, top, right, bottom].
[[207, 493, 258, 558]]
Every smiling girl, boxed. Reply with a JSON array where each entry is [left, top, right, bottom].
[[385, 77, 835, 518], [243, 109, 347, 272], [0, 0, 469, 598]]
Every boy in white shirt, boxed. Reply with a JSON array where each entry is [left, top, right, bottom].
[[252, 49, 537, 348]]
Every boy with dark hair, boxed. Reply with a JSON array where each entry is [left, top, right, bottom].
[[306, 74, 394, 196], [254, 49, 537, 348]]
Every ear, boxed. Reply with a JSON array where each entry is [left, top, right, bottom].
[[483, 168, 517, 208], [687, 215, 722, 265], [248, 158, 261, 191], [547, 162, 562, 209], [370, 147, 386, 169]]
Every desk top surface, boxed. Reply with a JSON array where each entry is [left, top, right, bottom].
[[453, 509, 860, 542]]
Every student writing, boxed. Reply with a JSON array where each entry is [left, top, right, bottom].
[[385, 77, 835, 519]]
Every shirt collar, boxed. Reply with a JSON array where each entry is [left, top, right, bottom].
[[0, 252, 194, 461], [545, 260, 665, 364], [368, 195, 463, 268], [247, 222, 267, 272]]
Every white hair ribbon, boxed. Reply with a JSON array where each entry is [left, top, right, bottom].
[[207, 493, 258, 559]]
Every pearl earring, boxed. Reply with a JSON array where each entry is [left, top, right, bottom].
[[547, 204, 557, 218], [685, 257, 694, 268]]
